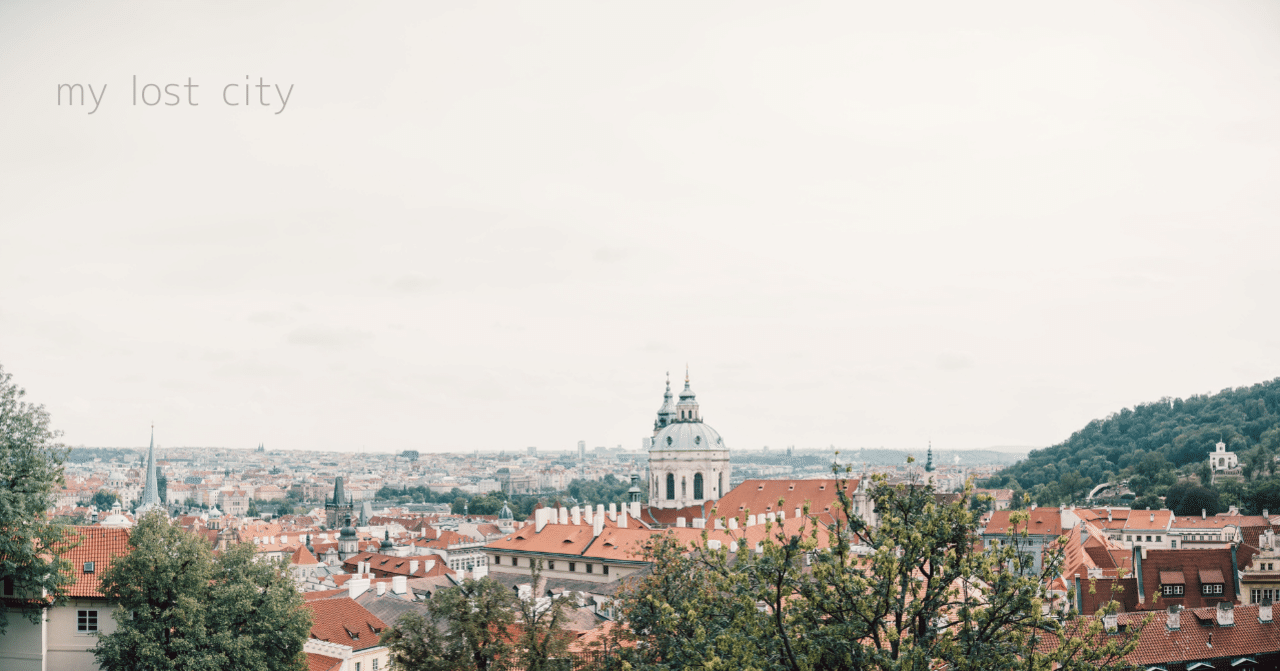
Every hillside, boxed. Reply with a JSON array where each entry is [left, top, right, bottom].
[[985, 378, 1280, 509]]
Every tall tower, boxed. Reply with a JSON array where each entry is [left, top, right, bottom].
[[136, 425, 164, 518], [325, 476, 354, 529], [647, 369, 731, 510], [925, 442, 934, 473]]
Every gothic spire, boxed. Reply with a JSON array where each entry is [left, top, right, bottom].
[[138, 424, 162, 514]]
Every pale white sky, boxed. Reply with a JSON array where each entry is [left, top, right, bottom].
[[1, 2, 1278, 454]]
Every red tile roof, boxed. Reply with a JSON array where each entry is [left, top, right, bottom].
[[983, 508, 1063, 536], [305, 652, 343, 671], [305, 596, 387, 652], [55, 527, 131, 598], [1115, 605, 1280, 666]]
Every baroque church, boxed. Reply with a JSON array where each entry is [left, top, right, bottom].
[[647, 370, 731, 510]]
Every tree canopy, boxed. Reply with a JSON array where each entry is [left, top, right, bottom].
[[609, 470, 1143, 671], [0, 363, 74, 635], [93, 512, 311, 671]]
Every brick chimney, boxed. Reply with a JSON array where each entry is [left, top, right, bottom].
[[1261, 598, 1273, 624], [1166, 604, 1181, 631]]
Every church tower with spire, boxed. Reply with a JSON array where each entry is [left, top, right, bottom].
[[136, 424, 165, 518], [646, 368, 731, 510]]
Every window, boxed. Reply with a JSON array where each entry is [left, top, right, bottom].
[[666, 474, 675, 500], [587, 564, 593, 573], [2, 578, 12, 597], [1171, 540, 1177, 549], [568, 562, 576, 572], [548, 561, 555, 570], [603, 565, 609, 575], [1203, 584, 1224, 595], [78, 609, 98, 632], [372, 659, 379, 670], [355, 663, 360, 671], [1146, 536, 1153, 542], [1163, 585, 1184, 596], [1126, 535, 1132, 542], [693, 473, 704, 500], [1156, 536, 1161, 542]]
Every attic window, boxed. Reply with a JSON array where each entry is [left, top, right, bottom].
[[83, 562, 95, 573]]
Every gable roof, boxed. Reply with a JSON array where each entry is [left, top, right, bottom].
[[305, 596, 388, 652], [983, 508, 1063, 537], [55, 527, 131, 599]]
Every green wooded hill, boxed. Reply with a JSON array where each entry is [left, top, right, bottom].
[[985, 378, 1280, 509]]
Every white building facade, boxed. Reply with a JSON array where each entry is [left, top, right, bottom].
[[647, 372, 731, 510]]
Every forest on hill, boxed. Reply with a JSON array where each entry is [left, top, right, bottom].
[[983, 378, 1280, 515]]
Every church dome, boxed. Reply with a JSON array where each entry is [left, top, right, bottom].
[[498, 502, 514, 520], [652, 421, 726, 451]]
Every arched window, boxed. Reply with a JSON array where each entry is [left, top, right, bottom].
[[681, 477, 686, 498], [666, 474, 675, 500], [694, 473, 704, 500]]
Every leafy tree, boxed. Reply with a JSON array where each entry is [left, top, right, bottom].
[[0, 363, 74, 635], [1243, 479, 1280, 516], [1164, 481, 1221, 517], [381, 576, 517, 671], [1131, 493, 1163, 511], [157, 475, 167, 503], [91, 489, 120, 512], [247, 498, 259, 518], [612, 471, 1143, 671], [93, 512, 310, 671], [514, 560, 573, 671]]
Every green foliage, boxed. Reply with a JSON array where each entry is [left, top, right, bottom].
[[0, 364, 75, 635], [381, 576, 517, 671], [93, 512, 310, 671], [992, 380, 1280, 505], [513, 560, 574, 671], [611, 471, 1144, 671], [1164, 481, 1221, 517], [566, 474, 645, 507], [157, 475, 167, 503], [90, 490, 120, 511], [247, 498, 259, 518]]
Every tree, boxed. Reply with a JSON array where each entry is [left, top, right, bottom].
[[0, 363, 75, 635], [1164, 481, 1221, 517], [90, 489, 119, 512], [612, 471, 1143, 671], [382, 576, 516, 671], [157, 475, 167, 503], [247, 498, 259, 518], [93, 512, 310, 671], [514, 560, 573, 671]]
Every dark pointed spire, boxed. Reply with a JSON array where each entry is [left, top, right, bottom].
[[139, 424, 162, 513]]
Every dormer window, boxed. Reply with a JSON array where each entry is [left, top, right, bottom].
[[1202, 584, 1224, 595]]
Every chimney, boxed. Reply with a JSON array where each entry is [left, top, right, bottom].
[[391, 575, 407, 594], [1150, 513, 1155, 523], [559, 507, 569, 525], [593, 513, 604, 537], [747, 514, 757, 526], [1216, 602, 1235, 627], [618, 507, 628, 528], [728, 518, 738, 530], [409, 560, 419, 575], [571, 506, 581, 525], [714, 518, 725, 530], [1167, 604, 1181, 631], [1107, 506, 1112, 522], [1102, 612, 1118, 633], [676, 517, 686, 528], [376, 582, 386, 596], [631, 501, 640, 520], [609, 503, 617, 522], [693, 518, 705, 529], [583, 505, 592, 526], [795, 506, 801, 519], [535, 508, 548, 533], [767, 512, 777, 524], [1266, 509, 1271, 519], [1203, 509, 1207, 520], [347, 578, 370, 599], [1261, 599, 1274, 624], [596, 504, 605, 527], [707, 539, 722, 550]]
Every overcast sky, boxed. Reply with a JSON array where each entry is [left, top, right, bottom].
[[2, 2, 1278, 455]]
